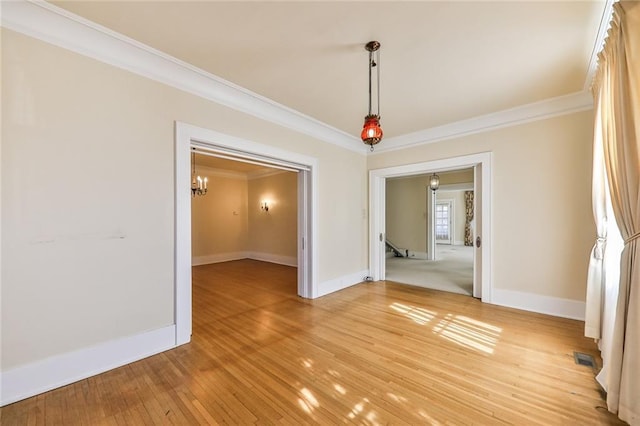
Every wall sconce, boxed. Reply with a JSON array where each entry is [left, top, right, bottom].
[[261, 201, 269, 212], [429, 173, 440, 192]]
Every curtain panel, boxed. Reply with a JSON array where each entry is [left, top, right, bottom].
[[590, 1, 640, 423], [464, 191, 474, 246]]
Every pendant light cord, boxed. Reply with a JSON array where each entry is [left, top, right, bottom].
[[368, 50, 373, 116], [376, 49, 380, 118]]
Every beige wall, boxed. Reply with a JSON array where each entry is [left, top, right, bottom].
[[386, 177, 428, 252], [191, 168, 248, 258], [191, 168, 297, 261], [1, 29, 367, 370], [248, 172, 298, 258], [370, 110, 594, 302]]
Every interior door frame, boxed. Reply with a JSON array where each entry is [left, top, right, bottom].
[[369, 152, 492, 302], [175, 122, 318, 345]]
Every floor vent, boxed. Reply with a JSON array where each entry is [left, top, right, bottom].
[[574, 352, 596, 368]]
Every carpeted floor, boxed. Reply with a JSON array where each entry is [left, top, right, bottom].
[[385, 245, 474, 295]]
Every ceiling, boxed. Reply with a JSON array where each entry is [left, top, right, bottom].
[[52, 1, 605, 142]]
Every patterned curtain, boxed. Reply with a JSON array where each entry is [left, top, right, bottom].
[[464, 191, 474, 246]]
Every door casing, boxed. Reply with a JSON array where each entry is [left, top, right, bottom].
[[175, 122, 319, 345]]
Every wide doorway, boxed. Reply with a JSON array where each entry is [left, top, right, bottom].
[[369, 152, 493, 303], [190, 152, 300, 309], [175, 122, 318, 345]]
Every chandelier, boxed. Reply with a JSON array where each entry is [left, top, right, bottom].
[[361, 40, 383, 151], [429, 173, 440, 192], [191, 149, 208, 197]]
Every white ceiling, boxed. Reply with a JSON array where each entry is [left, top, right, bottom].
[[52, 0, 605, 141]]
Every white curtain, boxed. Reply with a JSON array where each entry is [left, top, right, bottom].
[[589, 1, 640, 423], [585, 85, 608, 340]]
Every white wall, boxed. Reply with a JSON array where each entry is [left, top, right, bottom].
[[1, 29, 368, 374]]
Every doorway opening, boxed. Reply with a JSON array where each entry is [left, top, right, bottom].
[[175, 122, 319, 346], [384, 169, 475, 296], [190, 151, 300, 287], [369, 152, 492, 303]]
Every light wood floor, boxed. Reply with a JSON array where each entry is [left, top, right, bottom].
[[0, 260, 625, 425]]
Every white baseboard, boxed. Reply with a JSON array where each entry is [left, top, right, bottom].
[[406, 251, 428, 260], [192, 252, 247, 266], [0, 325, 176, 407], [246, 252, 297, 267], [315, 269, 369, 298], [454, 240, 465, 246], [192, 252, 297, 267], [491, 289, 586, 320]]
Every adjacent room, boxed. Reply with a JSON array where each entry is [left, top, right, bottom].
[[385, 168, 475, 296]]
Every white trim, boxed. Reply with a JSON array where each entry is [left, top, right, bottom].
[[198, 165, 247, 181], [192, 252, 248, 266], [176, 122, 319, 345], [175, 123, 193, 346], [247, 252, 297, 267], [0, 0, 363, 154], [191, 252, 298, 267], [453, 240, 465, 246], [371, 91, 593, 154], [492, 289, 586, 321], [247, 169, 288, 180], [369, 152, 492, 303], [583, 0, 616, 91], [438, 183, 474, 191], [0, 1, 603, 158], [2, 0, 608, 161], [315, 269, 369, 298], [0, 326, 175, 407]]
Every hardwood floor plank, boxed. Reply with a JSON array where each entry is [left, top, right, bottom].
[[0, 259, 625, 425]]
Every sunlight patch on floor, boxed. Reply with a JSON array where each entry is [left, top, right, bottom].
[[334, 383, 346, 395], [389, 302, 501, 354], [418, 408, 443, 425], [432, 314, 502, 354], [390, 302, 437, 325], [386, 392, 407, 403], [347, 397, 380, 425], [298, 387, 319, 414], [300, 358, 314, 369]]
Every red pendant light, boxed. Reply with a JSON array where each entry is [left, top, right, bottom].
[[362, 41, 383, 151]]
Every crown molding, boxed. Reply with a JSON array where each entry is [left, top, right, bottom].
[[2, 0, 603, 158], [197, 165, 248, 181], [371, 91, 593, 154], [0, 0, 364, 154], [247, 168, 288, 180], [196, 165, 287, 180]]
